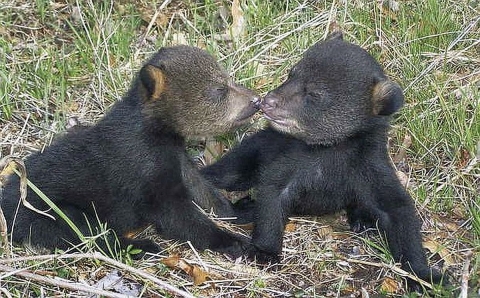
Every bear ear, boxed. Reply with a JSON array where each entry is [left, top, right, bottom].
[[327, 31, 343, 41], [139, 64, 166, 101], [372, 79, 404, 116]]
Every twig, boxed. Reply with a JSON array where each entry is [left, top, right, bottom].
[[0, 252, 196, 298], [0, 263, 129, 298], [0, 287, 13, 298], [186, 241, 208, 271], [0, 206, 9, 258], [134, 0, 172, 60], [341, 257, 434, 290], [459, 250, 473, 298], [360, 287, 370, 298]]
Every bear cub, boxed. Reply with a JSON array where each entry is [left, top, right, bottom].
[[1, 45, 259, 257], [202, 33, 445, 284]]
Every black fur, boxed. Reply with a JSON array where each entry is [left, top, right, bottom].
[[1, 46, 259, 257], [202, 34, 445, 285]]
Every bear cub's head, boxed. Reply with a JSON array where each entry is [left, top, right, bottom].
[[139, 46, 260, 137], [261, 32, 404, 145]]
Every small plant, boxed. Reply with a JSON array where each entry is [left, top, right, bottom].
[[122, 244, 143, 266]]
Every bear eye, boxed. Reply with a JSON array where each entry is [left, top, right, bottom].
[[306, 91, 323, 99], [304, 87, 324, 100], [304, 89, 332, 108], [209, 86, 228, 102]]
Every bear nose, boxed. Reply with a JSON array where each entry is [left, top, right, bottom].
[[261, 93, 279, 112], [251, 96, 262, 108]]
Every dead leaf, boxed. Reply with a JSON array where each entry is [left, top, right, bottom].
[[0, 160, 16, 178], [392, 134, 412, 163], [380, 276, 399, 293], [395, 171, 409, 187], [458, 147, 471, 169], [252, 61, 265, 77], [161, 255, 181, 268], [452, 206, 466, 218], [204, 139, 224, 165], [70, 6, 82, 24], [340, 284, 356, 295], [255, 76, 274, 90], [171, 32, 188, 46], [176, 259, 193, 275], [191, 265, 210, 285], [161, 255, 211, 285], [230, 0, 245, 42], [328, 21, 341, 34], [423, 239, 455, 266], [68, 101, 79, 112], [93, 270, 142, 296], [379, 0, 399, 21], [50, 2, 68, 10], [138, 7, 169, 28], [66, 117, 79, 130], [0, 26, 8, 38], [431, 215, 460, 232], [109, 55, 117, 68], [382, 0, 400, 12], [285, 222, 297, 232], [317, 225, 334, 240]]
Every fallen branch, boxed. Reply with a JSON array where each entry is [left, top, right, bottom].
[[0, 263, 129, 298], [459, 250, 473, 298], [0, 287, 13, 298], [0, 252, 196, 298], [341, 257, 434, 290]]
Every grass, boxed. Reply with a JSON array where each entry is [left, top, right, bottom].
[[1, 0, 479, 296]]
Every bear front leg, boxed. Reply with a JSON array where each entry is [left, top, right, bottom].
[[370, 180, 447, 286], [152, 197, 251, 258], [250, 183, 300, 263]]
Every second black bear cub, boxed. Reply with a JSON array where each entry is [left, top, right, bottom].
[[1, 46, 259, 256], [202, 33, 444, 283]]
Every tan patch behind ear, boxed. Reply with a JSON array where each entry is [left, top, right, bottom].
[[372, 81, 389, 115], [144, 65, 166, 100], [372, 80, 404, 115]]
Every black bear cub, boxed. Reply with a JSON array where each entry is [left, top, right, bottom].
[[202, 33, 445, 284], [1, 45, 259, 257]]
